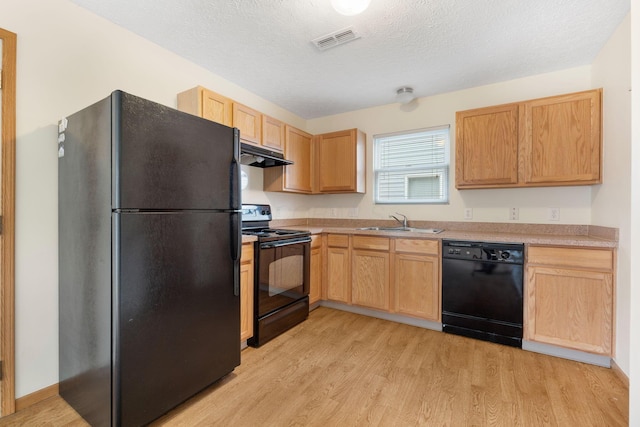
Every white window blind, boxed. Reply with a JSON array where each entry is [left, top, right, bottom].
[[374, 125, 450, 204]]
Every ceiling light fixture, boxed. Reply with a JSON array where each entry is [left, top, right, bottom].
[[330, 0, 371, 16], [396, 87, 415, 104]]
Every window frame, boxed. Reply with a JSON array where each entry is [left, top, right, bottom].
[[373, 125, 450, 205]]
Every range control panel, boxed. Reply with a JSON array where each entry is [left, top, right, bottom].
[[241, 204, 272, 223]]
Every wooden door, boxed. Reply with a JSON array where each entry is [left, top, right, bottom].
[[283, 126, 313, 193], [393, 253, 440, 321], [526, 265, 613, 355], [233, 102, 261, 145], [326, 234, 350, 303], [240, 244, 254, 342], [521, 89, 602, 185], [0, 27, 17, 415], [315, 129, 365, 193], [309, 235, 322, 305], [351, 249, 390, 310], [455, 103, 519, 188], [261, 115, 285, 152], [177, 86, 232, 126]]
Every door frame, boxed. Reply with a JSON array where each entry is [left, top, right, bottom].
[[0, 27, 17, 416]]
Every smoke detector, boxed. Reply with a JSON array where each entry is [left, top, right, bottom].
[[312, 27, 361, 51]]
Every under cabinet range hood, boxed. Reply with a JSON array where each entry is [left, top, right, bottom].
[[240, 143, 293, 168]]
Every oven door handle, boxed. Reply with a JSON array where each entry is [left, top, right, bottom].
[[260, 237, 311, 249]]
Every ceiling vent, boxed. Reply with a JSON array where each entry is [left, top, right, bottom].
[[312, 27, 361, 51]]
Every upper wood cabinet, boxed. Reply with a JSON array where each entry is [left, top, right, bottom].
[[264, 125, 313, 193], [314, 129, 366, 194], [456, 103, 520, 187], [232, 102, 262, 146], [455, 89, 602, 189], [522, 90, 602, 185], [262, 115, 286, 152], [178, 86, 232, 127]]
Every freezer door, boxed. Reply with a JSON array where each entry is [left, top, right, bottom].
[[113, 211, 240, 426], [112, 91, 240, 210]]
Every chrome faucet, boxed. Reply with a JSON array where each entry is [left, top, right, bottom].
[[390, 213, 409, 228]]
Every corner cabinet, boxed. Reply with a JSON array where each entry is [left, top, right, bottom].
[[525, 246, 614, 356], [264, 127, 366, 195], [240, 243, 254, 342], [314, 129, 366, 193], [263, 125, 313, 193], [392, 238, 440, 321], [455, 89, 602, 189]]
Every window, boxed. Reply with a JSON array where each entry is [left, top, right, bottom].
[[374, 125, 450, 204]]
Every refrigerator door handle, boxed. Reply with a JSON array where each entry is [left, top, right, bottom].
[[230, 211, 241, 296], [230, 128, 241, 210]]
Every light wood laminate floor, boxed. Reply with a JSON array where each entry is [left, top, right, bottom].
[[0, 307, 628, 426]]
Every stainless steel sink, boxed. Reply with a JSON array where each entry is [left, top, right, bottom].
[[356, 226, 443, 234]]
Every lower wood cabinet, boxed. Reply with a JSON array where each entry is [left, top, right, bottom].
[[392, 239, 440, 322], [309, 235, 323, 305], [326, 234, 351, 303], [525, 246, 614, 355], [240, 243, 254, 342], [351, 236, 390, 310]]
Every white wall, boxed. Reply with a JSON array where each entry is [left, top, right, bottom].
[[591, 14, 632, 377], [629, 2, 640, 424], [256, 67, 594, 224], [0, 0, 306, 398]]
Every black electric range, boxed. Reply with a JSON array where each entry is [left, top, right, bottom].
[[241, 204, 311, 347]]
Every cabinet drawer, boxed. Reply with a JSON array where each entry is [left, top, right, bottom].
[[527, 246, 613, 271], [311, 234, 322, 249], [327, 234, 349, 248], [352, 236, 390, 251], [394, 238, 439, 255]]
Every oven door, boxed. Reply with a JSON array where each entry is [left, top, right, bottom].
[[256, 238, 310, 318]]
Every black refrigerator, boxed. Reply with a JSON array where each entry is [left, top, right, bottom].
[[58, 91, 242, 426]]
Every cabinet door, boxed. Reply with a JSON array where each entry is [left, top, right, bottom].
[[394, 253, 440, 321], [283, 125, 313, 193], [351, 249, 390, 310], [315, 129, 365, 193], [326, 246, 350, 303], [526, 265, 613, 355], [455, 103, 519, 188], [262, 114, 285, 152], [240, 244, 254, 341], [233, 102, 262, 145], [177, 86, 232, 127], [522, 89, 601, 185], [309, 236, 322, 305]]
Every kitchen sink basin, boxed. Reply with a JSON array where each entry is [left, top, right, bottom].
[[356, 226, 444, 234]]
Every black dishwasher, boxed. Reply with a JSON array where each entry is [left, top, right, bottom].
[[441, 240, 524, 348]]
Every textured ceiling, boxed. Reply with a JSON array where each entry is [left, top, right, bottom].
[[69, 0, 629, 119]]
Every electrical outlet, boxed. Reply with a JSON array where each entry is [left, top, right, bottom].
[[509, 207, 519, 221], [548, 208, 560, 221], [464, 208, 473, 220], [330, 208, 338, 218]]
